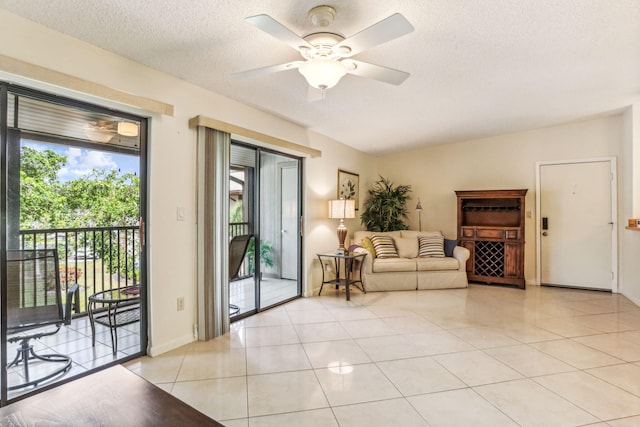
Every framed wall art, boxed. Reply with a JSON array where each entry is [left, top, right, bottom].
[[337, 169, 359, 210]]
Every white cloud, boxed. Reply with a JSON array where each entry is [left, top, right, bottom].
[[58, 147, 118, 180]]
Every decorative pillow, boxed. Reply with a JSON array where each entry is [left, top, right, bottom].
[[360, 237, 376, 258], [370, 235, 399, 258], [418, 235, 445, 258], [394, 237, 419, 258], [444, 239, 459, 257]]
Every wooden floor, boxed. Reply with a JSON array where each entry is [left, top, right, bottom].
[[0, 365, 224, 426]]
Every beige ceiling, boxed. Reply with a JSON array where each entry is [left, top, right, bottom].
[[1, 0, 639, 155]]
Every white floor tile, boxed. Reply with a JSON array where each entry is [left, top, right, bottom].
[[247, 370, 329, 417], [332, 398, 429, 427], [408, 388, 518, 426], [534, 371, 640, 420], [122, 286, 640, 427], [377, 355, 466, 396], [433, 350, 523, 386], [475, 378, 598, 426], [314, 363, 401, 406]]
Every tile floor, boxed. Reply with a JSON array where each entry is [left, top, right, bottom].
[[7, 315, 141, 399], [230, 277, 299, 317], [126, 284, 640, 426]]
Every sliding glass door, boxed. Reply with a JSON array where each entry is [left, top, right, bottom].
[[0, 85, 147, 403], [229, 143, 301, 319], [258, 151, 301, 308]]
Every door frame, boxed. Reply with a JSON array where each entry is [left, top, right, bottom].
[[277, 160, 299, 280], [535, 157, 618, 291], [0, 83, 148, 403]]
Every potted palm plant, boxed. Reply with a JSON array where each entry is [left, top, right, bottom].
[[247, 239, 274, 279], [360, 176, 412, 231]]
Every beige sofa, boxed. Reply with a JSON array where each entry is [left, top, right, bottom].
[[351, 230, 470, 292]]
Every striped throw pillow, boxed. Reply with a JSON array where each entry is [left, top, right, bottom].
[[418, 235, 445, 258], [370, 235, 399, 258]]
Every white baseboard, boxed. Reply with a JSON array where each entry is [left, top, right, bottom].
[[621, 291, 640, 308], [147, 334, 195, 357]]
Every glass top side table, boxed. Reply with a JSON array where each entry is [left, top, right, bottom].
[[317, 252, 367, 301]]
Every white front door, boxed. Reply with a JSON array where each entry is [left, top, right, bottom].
[[538, 159, 616, 290]]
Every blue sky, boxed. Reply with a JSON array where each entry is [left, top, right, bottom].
[[23, 140, 139, 182]]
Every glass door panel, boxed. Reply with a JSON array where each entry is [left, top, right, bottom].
[[259, 152, 300, 309], [2, 88, 146, 402], [229, 145, 256, 318]]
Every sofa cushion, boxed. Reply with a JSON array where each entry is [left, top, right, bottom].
[[372, 257, 417, 272], [416, 257, 460, 271], [401, 230, 442, 239], [394, 237, 418, 259], [353, 230, 402, 246], [418, 235, 445, 258], [360, 237, 376, 258], [370, 235, 399, 258], [444, 239, 459, 257]]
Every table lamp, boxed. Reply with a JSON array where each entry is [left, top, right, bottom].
[[328, 199, 356, 252]]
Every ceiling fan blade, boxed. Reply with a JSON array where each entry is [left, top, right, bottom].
[[334, 13, 414, 57], [344, 60, 410, 85], [245, 14, 313, 52], [232, 61, 303, 79]]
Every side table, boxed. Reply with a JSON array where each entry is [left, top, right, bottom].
[[317, 252, 367, 301], [88, 286, 141, 355]]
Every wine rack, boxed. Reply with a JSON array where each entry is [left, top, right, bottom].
[[456, 189, 527, 288]]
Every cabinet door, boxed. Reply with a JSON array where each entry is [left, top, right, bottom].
[[504, 243, 521, 278], [461, 240, 475, 273]]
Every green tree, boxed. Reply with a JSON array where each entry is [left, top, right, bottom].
[[63, 169, 140, 227], [20, 146, 68, 228], [19, 145, 140, 281]]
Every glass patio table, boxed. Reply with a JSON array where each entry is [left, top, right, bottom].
[[88, 286, 140, 355]]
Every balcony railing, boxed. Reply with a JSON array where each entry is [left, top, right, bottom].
[[18, 226, 140, 315], [16, 223, 247, 315]]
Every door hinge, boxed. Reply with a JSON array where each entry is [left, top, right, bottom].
[[611, 271, 615, 281]]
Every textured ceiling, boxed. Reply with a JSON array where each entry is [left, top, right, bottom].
[[1, 0, 639, 155]]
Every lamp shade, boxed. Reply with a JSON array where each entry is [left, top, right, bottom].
[[328, 199, 356, 219], [299, 59, 348, 90]]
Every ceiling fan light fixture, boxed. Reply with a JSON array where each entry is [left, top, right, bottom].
[[298, 59, 347, 90], [117, 121, 139, 137]]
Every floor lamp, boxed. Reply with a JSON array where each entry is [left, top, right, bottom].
[[329, 199, 356, 253], [416, 199, 423, 231]]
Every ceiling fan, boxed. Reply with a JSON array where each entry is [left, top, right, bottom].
[[233, 5, 414, 96], [84, 120, 139, 143]]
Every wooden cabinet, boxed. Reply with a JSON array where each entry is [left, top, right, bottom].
[[456, 189, 527, 288]]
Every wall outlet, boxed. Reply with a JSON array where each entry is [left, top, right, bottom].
[[177, 297, 184, 311]]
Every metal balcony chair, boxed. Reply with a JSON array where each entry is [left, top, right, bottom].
[[229, 234, 254, 316], [6, 249, 79, 390]]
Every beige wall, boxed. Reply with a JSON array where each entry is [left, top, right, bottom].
[[379, 115, 626, 287], [304, 133, 378, 295], [621, 105, 640, 305]]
